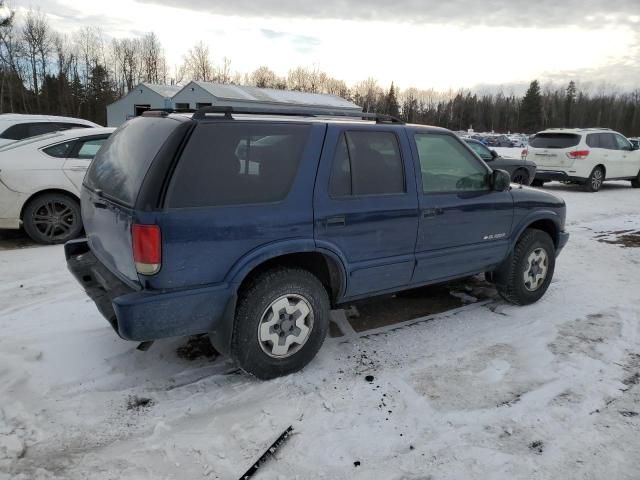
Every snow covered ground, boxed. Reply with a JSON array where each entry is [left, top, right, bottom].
[[2, 182, 640, 480]]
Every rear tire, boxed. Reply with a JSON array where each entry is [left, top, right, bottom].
[[496, 229, 556, 306], [531, 179, 545, 187], [631, 171, 640, 188], [231, 267, 330, 380], [511, 169, 530, 186], [583, 166, 604, 192], [22, 193, 82, 244]]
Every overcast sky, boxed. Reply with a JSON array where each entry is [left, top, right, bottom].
[[13, 0, 640, 92]]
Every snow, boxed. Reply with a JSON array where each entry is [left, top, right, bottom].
[[2, 182, 640, 479]]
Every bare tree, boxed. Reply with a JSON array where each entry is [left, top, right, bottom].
[[0, 3, 22, 111], [182, 41, 213, 81], [140, 32, 163, 83], [22, 8, 51, 110]]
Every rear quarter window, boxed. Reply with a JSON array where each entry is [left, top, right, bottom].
[[167, 122, 311, 208], [530, 133, 581, 149], [84, 117, 182, 206]]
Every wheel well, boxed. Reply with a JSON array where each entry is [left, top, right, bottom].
[[595, 164, 606, 178], [525, 219, 558, 247], [20, 188, 79, 220], [237, 252, 343, 305]]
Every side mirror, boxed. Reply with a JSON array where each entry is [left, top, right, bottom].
[[490, 149, 499, 159], [491, 169, 511, 191], [631, 143, 639, 151]]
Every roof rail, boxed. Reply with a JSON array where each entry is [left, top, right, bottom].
[[191, 105, 404, 124], [141, 107, 196, 117]]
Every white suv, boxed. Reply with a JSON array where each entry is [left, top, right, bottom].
[[524, 128, 640, 192]]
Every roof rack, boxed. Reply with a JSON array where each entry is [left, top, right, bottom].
[[191, 105, 404, 124], [141, 108, 196, 117]]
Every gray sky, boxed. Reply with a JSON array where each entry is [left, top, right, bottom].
[[14, 0, 640, 91]]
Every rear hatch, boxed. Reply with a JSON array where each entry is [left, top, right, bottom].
[[528, 132, 581, 168], [81, 116, 187, 287]]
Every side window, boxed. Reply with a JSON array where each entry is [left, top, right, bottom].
[[613, 134, 632, 151], [27, 122, 60, 137], [586, 134, 600, 148], [42, 141, 75, 158], [168, 122, 311, 208], [57, 122, 91, 131], [467, 141, 493, 161], [0, 123, 28, 140], [76, 138, 106, 159], [329, 131, 405, 197], [329, 134, 351, 197], [598, 133, 617, 150], [415, 133, 489, 193]]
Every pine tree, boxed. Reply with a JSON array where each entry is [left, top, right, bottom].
[[385, 82, 400, 117], [565, 80, 576, 127], [519, 80, 542, 133]]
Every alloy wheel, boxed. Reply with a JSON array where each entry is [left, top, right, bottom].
[[523, 248, 549, 292], [258, 294, 314, 358]]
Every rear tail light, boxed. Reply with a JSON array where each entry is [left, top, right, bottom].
[[132, 224, 161, 275], [521, 149, 528, 159], [566, 150, 590, 159]]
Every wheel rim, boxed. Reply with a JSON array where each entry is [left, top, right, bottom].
[[523, 248, 549, 292], [31, 199, 77, 241], [591, 169, 603, 190], [258, 294, 314, 358]]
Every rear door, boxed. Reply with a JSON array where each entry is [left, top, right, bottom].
[[82, 116, 185, 286], [313, 125, 419, 298], [612, 133, 639, 177], [596, 133, 624, 177], [411, 131, 514, 283]]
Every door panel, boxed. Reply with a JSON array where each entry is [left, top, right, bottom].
[[410, 131, 514, 284], [63, 159, 90, 190], [313, 125, 419, 298]]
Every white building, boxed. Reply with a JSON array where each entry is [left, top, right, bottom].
[[106, 83, 182, 127], [106, 81, 362, 126]]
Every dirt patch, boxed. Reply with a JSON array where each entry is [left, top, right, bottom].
[[126, 395, 154, 412], [176, 335, 218, 361], [529, 440, 544, 454], [595, 230, 640, 248]]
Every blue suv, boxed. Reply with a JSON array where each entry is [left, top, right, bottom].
[[66, 107, 569, 379]]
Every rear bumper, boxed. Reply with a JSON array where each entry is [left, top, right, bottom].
[[535, 170, 585, 182], [65, 238, 236, 348]]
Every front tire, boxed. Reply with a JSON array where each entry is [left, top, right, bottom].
[[631, 170, 640, 188], [496, 229, 556, 306], [583, 166, 604, 192], [22, 193, 82, 244], [511, 169, 530, 186], [231, 267, 330, 380], [531, 179, 545, 187]]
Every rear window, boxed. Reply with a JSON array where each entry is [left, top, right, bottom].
[[167, 122, 311, 208], [84, 117, 181, 206], [530, 133, 581, 149]]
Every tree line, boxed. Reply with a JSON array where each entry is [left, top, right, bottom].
[[0, 5, 638, 135]]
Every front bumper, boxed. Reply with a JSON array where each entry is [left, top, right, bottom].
[[65, 238, 236, 348], [535, 170, 585, 183], [556, 231, 570, 256]]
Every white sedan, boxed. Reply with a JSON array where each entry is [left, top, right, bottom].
[[0, 127, 114, 243]]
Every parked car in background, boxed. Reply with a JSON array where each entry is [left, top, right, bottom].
[[484, 135, 514, 148], [524, 128, 640, 191], [464, 138, 537, 185], [0, 127, 114, 243], [0, 114, 100, 147], [66, 107, 568, 380]]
